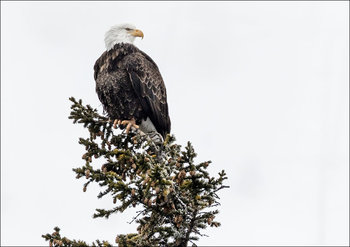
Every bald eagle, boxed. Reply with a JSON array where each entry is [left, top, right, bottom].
[[94, 24, 171, 140]]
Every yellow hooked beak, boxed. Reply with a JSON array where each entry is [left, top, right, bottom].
[[130, 29, 144, 39]]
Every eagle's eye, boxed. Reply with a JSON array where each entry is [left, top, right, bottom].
[[125, 28, 132, 31]]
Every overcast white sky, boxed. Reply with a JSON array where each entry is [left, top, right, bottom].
[[1, 1, 349, 246]]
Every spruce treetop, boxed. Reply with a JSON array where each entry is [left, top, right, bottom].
[[42, 97, 228, 247]]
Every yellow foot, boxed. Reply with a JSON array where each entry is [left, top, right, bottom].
[[113, 118, 139, 134], [113, 119, 122, 129]]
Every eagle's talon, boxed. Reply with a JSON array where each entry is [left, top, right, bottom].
[[113, 119, 119, 129], [119, 119, 139, 134]]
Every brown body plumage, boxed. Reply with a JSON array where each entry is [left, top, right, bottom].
[[94, 43, 171, 138]]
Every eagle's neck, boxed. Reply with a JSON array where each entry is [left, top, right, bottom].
[[105, 32, 135, 51], [108, 43, 138, 55]]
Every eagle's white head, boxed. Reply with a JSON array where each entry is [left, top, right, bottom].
[[104, 23, 144, 51]]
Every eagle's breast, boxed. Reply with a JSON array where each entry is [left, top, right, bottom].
[[95, 52, 146, 123]]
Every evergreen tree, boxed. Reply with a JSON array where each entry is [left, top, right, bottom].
[[42, 97, 228, 247]]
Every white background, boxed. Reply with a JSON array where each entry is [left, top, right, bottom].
[[1, 1, 349, 246]]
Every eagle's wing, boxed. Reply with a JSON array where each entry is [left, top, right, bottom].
[[94, 51, 106, 80], [122, 51, 171, 138]]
